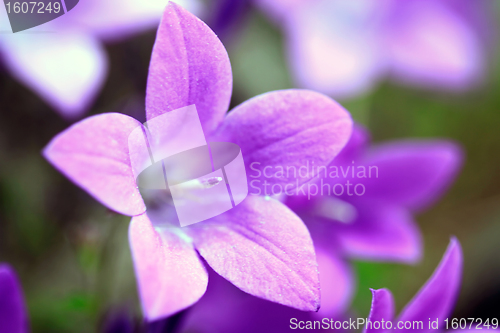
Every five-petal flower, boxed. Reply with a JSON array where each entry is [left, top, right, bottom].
[[43, 2, 353, 321]]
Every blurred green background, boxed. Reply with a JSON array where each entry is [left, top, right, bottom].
[[1, 6, 500, 332]]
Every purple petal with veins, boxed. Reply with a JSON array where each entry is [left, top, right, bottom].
[[129, 213, 208, 321], [44, 113, 146, 216], [187, 195, 320, 311], [397, 238, 462, 333], [43, 2, 355, 321], [145, 2, 232, 136], [212, 89, 352, 192], [364, 288, 394, 333]]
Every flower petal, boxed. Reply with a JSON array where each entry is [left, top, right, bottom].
[[331, 200, 422, 263], [0, 264, 29, 333], [43, 113, 146, 216], [188, 195, 320, 311], [334, 123, 371, 165], [361, 140, 463, 211], [397, 238, 463, 331], [364, 288, 395, 333], [387, 0, 483, 90], [313, 247, 354, 317], [146, 2, 232, 136], [285, 1, 387, 98], [214, 89, 352, 193], [182, 267, 320, 333], [0, 32, 106, 118], [129, 214, 208, 321]]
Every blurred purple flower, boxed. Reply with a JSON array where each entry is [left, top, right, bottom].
[[255, 0, 495, 98], [0, 264, 29, 333], [282, 124, 462, 317], [0, 0, 200, 118], [43, 2, 353, 322], [365, 238, 500, 333], [366, 238, 462, 333]]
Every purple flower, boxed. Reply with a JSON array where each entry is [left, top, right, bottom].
[[255, 0, 494, 98], [366, 238, 462, 333], [43, 2, 353, 321], [0, 0, 200, 118], [280, 124, 463, 316], [365, 238, 499, 333], [0, 264, 29, 333]]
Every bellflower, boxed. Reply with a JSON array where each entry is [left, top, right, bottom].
[[43, 2, 353, 321], [255, 0, 494, 98], [0, 264, 29, 333], [0, 0, 200, 118], [365, 238, 499, 333], [283, 124, 462, 316]]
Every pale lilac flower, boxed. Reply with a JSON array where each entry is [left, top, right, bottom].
[[0, 264, 29, 333], [283, 124, 462, 316], [365, 238, 499, 333], [0, 0, 200, 118], [43, 2, 353, 321], [255, 0, 494, 99]]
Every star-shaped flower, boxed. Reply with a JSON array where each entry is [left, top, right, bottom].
[[43, 2, 353, 321]]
